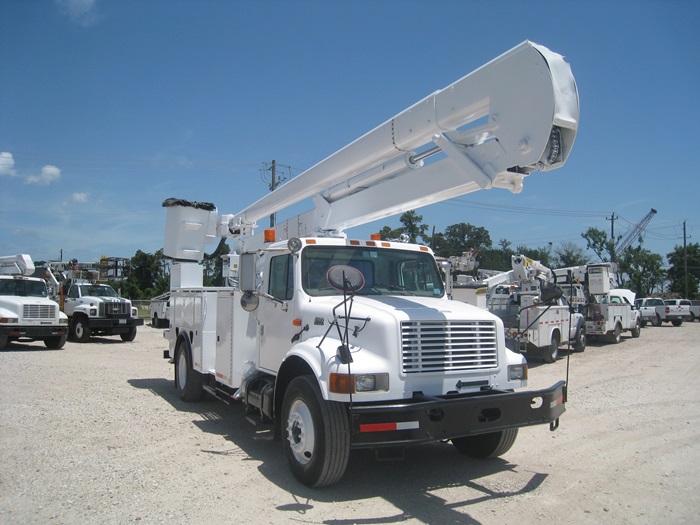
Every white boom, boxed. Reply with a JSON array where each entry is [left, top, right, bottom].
[[0, 254, 35, 276], [218, 41, 578, 250]]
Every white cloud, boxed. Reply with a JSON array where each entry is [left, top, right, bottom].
[[0, 152, 18, 177], [26, 165, 62, 186], [55, 0, 99, 27], [72, 192, 89, 202]]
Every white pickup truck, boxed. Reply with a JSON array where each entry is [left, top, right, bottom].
[[634, 297, 686, 327], [664, 299, 693, 324]]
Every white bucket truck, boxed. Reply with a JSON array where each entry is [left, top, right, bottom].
[[554, 264, 641, 343], [0, 254, 69, 350], [162, 41, 579, 487]]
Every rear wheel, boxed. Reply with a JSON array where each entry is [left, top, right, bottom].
[[72, 316, 91, 343], [175, 338, 203, 402], [452, 429, 519, 459], [44, 334, 67, 349], [671, 319, 683, 327], [282, 375, 350, 487]]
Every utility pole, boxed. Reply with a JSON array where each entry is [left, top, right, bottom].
[[269, 159, 277, 228], [606, 212, 618, 262], [683, 220, 688, 298]]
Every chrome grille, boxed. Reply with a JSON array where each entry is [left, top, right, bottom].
[[401, 320, 498, 373], [23, 304, 56, 320], [98, 301, 130, 317]]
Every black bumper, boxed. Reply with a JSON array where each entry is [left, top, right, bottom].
[[89, 317, 144, 329], [0, 325, 68, 338], [349, 381, 566, 448]]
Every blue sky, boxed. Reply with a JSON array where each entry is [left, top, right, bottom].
[[2, 0, 698, 267]]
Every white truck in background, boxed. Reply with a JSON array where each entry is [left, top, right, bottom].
[[46, 261, 144, 342], [148, 292, 170, 328], [162, 41, 579, 487], [484, 255, 586, 363], [0, 254, 69, 350], [554, 264, 641, 343]]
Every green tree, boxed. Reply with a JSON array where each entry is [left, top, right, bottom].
[[666, 242, 700, 298], [617, 245, 665, 296], [479, 239, 514, 272], [436, 223, 492, 258], [581, 227, 612, 262], [516, 245, 553, 268], [124, 249, 168, 299], [379, 210, 429, 243], [203, 240, 231, 286], [552, 241, 589, 268]]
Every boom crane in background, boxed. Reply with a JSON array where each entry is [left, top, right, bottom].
[[615, 208, 657, 255]]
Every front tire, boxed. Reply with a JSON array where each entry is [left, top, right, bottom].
[[542, 334, 559, 363], [608, 323, 622, 344], [631, 319, 641, 338], [573, 326, 586, 352], [282, 375, 350, 487], [0, 335, 8, 350], [652, 314, 662, 327], [44, 334, 67, 349], [72, 316, 91, 343], [175, 338, 203, 402], [452, 429, 519, 459], [120, 327, 137, 342]]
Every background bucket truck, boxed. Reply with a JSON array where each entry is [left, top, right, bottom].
[[161, 41, 579, 487], [0, 254, 69, 350]]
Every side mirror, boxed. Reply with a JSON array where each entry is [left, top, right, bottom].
[[240, 253, 257, 293]]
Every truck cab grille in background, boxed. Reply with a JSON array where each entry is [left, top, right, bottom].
[[23, 304, 57, 320], [401, 320, 498, 373], [98, 302, 130, 318]]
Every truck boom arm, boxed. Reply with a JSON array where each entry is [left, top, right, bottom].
[[220, 41, 578, 245], [0, 254, 35, 276]]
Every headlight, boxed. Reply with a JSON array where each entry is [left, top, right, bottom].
[[89, 308, 97, 316], [59, 318, 69, 325], [508, 364, 528, 381], [330, 373, 390, 393]]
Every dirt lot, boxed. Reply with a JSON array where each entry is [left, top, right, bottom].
[[1, 320, 699, 524]]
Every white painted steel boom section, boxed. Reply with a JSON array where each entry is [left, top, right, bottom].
[[218, 41, 578, 246], [0, 254, 35, 276]]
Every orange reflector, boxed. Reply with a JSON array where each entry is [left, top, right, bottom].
[[370, 233, 381, 240], [329, 373, 355, 394], [264, 229, 275, 242], [366, 241, 376, 247], [292, 319, 302, 327], [349, 240, 360, 245], [420, 246, 429, 251], [381, 242, 390, 247], [306, 239, 316, 244]]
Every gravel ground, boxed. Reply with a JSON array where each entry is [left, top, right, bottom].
[[1, 320, 699, 524]]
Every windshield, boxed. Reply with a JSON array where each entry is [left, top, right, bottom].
[[80, 284, 119, 298], [301, 245, 444, 298], [0, 279, 49, 298]]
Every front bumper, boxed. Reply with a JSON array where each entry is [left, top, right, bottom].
[[349, 381, 566, 448], [88, 317, 144, 329], [0, 325, 68, 338]]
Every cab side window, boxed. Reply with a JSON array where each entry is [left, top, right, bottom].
[[269, 254, 294, 301]]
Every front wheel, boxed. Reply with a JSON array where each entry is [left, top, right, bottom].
[[175, 339, 203, 402], [120, 327, 137, 342], [452, 429, 519, 459], [573, 326, 586, 352], [0, 335, 8, 350], [282, 376, 350, 487], [652, 314, 662, 327], [606, 323, 622, 344], [44, 334, 67, 349], [631, 319, 641, 338], [542, 335, 559, 363], [72, 316, 91, 343]]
